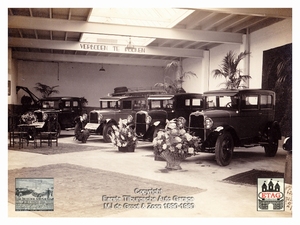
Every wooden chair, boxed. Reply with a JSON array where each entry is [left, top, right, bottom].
[[9, 129, 28, 149], [39, 114, 59, 147]]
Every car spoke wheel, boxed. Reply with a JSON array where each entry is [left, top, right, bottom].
[[103, 123, 114, 143], [215, 132, 234, 166]]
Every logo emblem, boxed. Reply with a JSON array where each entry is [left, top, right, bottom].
[[257, 178, 284, 211]]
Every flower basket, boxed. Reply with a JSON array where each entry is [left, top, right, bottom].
[[20, 111, 37, 124], [118, 145, 135, 152], [153, 117, 201, 170], [110, 118, 138, 152]]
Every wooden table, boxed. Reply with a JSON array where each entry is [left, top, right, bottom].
[[17, 122, 45, 148]]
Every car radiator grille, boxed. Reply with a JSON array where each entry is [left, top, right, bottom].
[[135, 113, 146, 135], [189, 114, 204, 139], [35, 112, 43, 122], [89, 112, 99, 123]]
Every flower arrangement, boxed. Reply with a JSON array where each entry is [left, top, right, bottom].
[[110, 118, 138, 148], [20, 111, 37, 124], [153, 117, 201, 160]]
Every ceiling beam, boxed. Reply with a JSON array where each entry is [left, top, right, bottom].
[[11, 51, 170, 67], [9, 37, 204, 58], [202, 8, 292, 18], [8, 15, 243, 44]]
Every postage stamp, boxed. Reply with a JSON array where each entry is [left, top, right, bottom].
[[257, 178, 285, 211], [15, 178, 54, 211]]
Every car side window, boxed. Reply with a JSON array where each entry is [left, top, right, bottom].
[[241, 95, 258, 110], [122, 100, 132, 110], [133, 99, 147, 110], [260, 95, 273, 109], [191, 98, 203, 109], [150, 100, 161, 109], [163, 99, 173, 109], [65, 101, 71, 107]]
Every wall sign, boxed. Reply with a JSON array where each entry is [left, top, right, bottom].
[[79, 43, 146, 54]]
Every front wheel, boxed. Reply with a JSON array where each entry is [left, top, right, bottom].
[[215, 132, 234, 166], [103, 123, 114, 143]]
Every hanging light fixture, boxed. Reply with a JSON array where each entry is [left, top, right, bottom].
[[99, 64, 105, 72], [125, 37, 136, 51]]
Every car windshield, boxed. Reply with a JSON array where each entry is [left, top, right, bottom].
[[41, 100, 59, 109], [206, 95, 239, 109], [100, 100, 119, 109], [150, 99, 174, 109]]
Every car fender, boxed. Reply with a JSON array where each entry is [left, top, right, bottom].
[[264, 121, 282, 141], [104, 118, 118, 127], [204, 125, 239, 148], [153, 121, 161, 127]]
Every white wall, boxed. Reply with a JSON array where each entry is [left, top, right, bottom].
[[9, 18, 292, 106], [248, 18, 292, 88], [182, 57, 203, 93], [8, 49, 18, 105], [208, 44, 242, 90], [16, 61, 164, 107], [206, 18, 292, 91]]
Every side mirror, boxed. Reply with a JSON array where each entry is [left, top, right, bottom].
[[283, 136, 292, 151]]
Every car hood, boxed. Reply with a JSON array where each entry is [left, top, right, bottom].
[[197, 109, 239, 118], [91, 109, 120, 114], [34, 109, 60, 113]]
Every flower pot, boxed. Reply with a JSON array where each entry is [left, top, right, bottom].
[[160, 151, 182, 170], [118, 145, 135, 152]]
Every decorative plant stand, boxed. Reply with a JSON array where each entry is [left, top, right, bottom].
[[160, 151, 183, 170], [118, 145, 135, 152]]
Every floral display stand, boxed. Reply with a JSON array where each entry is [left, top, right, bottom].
[[153, 117, 201, 170], [110, 118, 138, 153], [118, 145, 135, 152], [160, 151, 182, 170]]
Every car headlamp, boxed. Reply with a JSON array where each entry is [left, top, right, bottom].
[[98, 114, 103, 122], [204, 117, 213, 129], [42, 112, 48, 121], [127, 115, 133, 123], [145, 115, 152, 124]]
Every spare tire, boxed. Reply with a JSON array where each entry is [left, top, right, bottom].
[[114, 86, 128, 94]]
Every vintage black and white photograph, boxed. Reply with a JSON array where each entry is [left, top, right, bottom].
[[15, 178, 54, 211], [5, 2, 297, 224]]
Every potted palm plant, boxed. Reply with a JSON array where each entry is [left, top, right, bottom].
[[34, 82, 59, 98], [212, 50, 251, 89], [154, 60, 197, 93]]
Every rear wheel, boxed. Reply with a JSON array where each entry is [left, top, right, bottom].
[[264, 140, 278, 157], [103, 123, 114, 143], [215, 132, 234, 166], [264, 123, 280, 157]]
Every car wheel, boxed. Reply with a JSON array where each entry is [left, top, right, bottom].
[[56, 123, 61, 138], [215, 132, 234, 166], [264, 123, 280, 157], [103, 123, 114, 143], [264, 139, 278, 157]]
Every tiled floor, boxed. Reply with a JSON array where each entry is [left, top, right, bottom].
[[7, 131, 292, 218]]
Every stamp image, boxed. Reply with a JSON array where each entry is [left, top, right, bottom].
[[15, 178, 54, 211], [257, 178, 285, 211]]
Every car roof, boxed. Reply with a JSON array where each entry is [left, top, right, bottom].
[[41, 96, 84, 100], [203, 89, 275, 96], [99, 95, 146, 101], [148, 93, 202, 100]]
